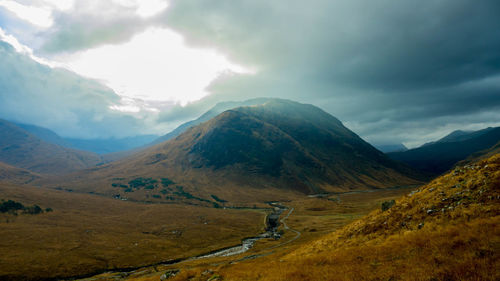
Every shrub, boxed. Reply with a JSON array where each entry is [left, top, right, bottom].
[[381, 200, 396, 211], [161, 178, 175, 187], [211, 195, 228, 203], [128, 177, 158, 189], [0, 200, 25, 213], [24, 205, 43, 215]]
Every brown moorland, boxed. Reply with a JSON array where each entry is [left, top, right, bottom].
[[140, 153, 500, 281], [0, 183, 264, 280], [81, 185, 421, 281], [0, 161, 41, 185]]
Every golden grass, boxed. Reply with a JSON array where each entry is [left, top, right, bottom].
[[87, 185, 419, 280], [0, 183, 264, 280], [157, 154, 499, 281]]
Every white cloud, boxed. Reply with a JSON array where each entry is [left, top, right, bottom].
[[111, 0, 168, 18], [52, 27, 253, 105], [41, 0, 74, 11], [0, 27, 58, 66], [0, 0, 53, 27]]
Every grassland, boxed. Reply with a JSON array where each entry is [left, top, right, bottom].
[[0, 183, 264, 280], [81, 186, 418, 280], [117, 154, 499, 281]]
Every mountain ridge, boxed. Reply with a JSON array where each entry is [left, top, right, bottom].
[[0, 119, 102, 174], [388, 126, 500, 175], [41, 99, 422, 203]]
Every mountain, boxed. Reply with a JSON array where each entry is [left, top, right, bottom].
[[421, 127, 495, 147], [16, 122, 157, 154], [374, 143, 408, 153], [151, 98, 275, 145], [387, 127, 500, 175], [64, 135, 158, 154], [0, 119, 102, 174], [16, 123, 71, 147], [457, 140, 500, 166], [46, 99, 422, 203], [208, 153, 500, 281]]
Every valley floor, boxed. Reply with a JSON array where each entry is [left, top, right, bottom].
[[77, 187, 417, 281]]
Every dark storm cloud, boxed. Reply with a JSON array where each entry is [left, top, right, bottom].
[[40, 1, 153, 54], [1, 0, 499, 145], [159, 0, 500, 146]]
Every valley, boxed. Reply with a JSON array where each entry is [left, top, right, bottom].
[[73, 186, 418, 280], [1, 1, 499, 279], [0, 99, 498, 281], [87, 155, 498, 281]]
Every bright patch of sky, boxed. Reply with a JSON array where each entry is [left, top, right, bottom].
[[52, 27, 252, 108], [112, 0, 168, 18], [0, 0, 253, 109], [0, 0, 53, 27]]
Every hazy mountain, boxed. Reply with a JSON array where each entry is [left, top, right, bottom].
[[47, 99, 422, 203], [388, 127, 500, 175], [16, 123, 71, 147], [65, 135, 158, 154], [16, 122, 157, 154], [374, 143, 408, 153], [0, 119, 102, 174], [421, 127, 495, 147]]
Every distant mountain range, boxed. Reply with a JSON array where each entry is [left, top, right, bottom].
[[43, 99, 422, 204], [374, 143, 408, 153], [387, 127, 500, 175], [0, 119, 101, 174], [16, 123, 157, 154]]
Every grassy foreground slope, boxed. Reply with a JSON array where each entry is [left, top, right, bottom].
[[170, 154, 500, 281]]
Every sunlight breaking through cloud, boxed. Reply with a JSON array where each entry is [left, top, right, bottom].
[[52, 27, 254, 106]]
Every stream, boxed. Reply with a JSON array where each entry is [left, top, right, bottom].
[[190, 202, 287, 259], [76, 202, 291, 280]]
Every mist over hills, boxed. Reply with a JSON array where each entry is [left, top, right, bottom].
[[17, 122, 157, 154], [44, 99, 422, 203]]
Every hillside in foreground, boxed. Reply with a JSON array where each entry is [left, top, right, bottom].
[[42, 99, 422, 204], [165, 153, 499, 281]]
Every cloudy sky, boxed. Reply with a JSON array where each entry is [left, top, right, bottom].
[[0, 0, 499, 147]]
